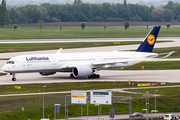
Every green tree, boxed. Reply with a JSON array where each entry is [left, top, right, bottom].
[[166, 23, 171, 30], [124, 21, 129, 30], [149, 5, 155, 13], [163, 9, 175, 21], [37, 20, 44, 32], [2, 0, 6, 7], [74, 0, 82, 4], [0, 5, 6, 27], [163, 1, 174, 10], [0, 0, 6, 27], [81, 22, 85, 31], [124, 0, 127, 7], [151, 9, 165, 21], [13, 24, 17, 31], [77, 11, 88, 22]]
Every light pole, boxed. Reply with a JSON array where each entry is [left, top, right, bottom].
[[155, 90, 158, 112], [151, 110, 158, 120], [142, 109, 147, 120], [43, 86, 47, 119], [143, 95, 147, 110], [146, 92, 149, 119]]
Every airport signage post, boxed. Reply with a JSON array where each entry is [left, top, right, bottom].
[[54, 104, 60, 120], [90, 91, 112, 105], [71, 90, 87, 120], [71, 90, 87, 104]]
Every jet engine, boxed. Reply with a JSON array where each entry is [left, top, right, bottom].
[[39, 72, 56, 76], [72, 66, 93, 77]]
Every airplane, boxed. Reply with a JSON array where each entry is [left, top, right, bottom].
[[2, 26, 173, 81]]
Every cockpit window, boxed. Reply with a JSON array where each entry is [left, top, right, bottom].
[[6, 61, 15, 64]]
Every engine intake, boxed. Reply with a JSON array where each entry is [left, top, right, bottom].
[[39, 72, 56, 76], [72, 66, 93, 78]]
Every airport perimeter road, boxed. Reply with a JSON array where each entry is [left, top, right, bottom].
[[64, 112, 177, 120], [64, 112, 180, 120], [0, 70, 180, 85]]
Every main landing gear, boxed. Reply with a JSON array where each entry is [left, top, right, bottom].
[[88, 74, 100, 79], [69, 73, 100, 79], [10, 73, 16, 81]]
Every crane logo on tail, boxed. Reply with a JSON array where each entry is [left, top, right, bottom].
[[147, 34, 155, 45]]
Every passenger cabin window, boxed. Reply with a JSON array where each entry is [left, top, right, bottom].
[[6, 61, 15, 64]]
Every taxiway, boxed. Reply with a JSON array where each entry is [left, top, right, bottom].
[[0, 38, 180, 84]]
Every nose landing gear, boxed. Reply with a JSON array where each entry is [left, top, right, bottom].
[[11, 73, 16, 81]]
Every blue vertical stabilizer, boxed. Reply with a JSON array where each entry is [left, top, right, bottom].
[[136, 26, 161, 52]]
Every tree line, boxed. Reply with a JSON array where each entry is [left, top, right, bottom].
[[0, 0, 180, 27]]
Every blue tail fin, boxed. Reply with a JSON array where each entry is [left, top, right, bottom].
[[136, 26, 161, 52]]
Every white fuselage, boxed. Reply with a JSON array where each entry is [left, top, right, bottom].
[[2, 51, 158, 73]]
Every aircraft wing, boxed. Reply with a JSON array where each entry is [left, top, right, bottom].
[[60, 59, 149, 68], [92, 59, 145, 66]]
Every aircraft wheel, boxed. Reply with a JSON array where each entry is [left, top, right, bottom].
[[88, 74, 100, 79], [96, 74, 100, 78], [70, 73, 75, 78], [12, 77, 16, 81]]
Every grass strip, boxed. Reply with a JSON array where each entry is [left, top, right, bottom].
[[123, 61, 180, 70], [0, 73, 7, 76], [0, 26, 180, 39], [0, 81, 178, 95]]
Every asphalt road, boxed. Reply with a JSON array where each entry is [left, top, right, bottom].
[[1, 70, 180, 85]]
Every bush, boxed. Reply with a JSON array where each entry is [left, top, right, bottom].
[[166, 23, 171, 30], [105, 18, 125, 22], [124, 21, 129, 30], [81, 22, 86, 31], [178, 18, 180, 22], [93, 16, 103, 22], [13, 24, 17, 31]]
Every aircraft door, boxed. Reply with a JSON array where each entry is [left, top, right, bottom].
[[98, 55, 103, 62], [52, 57, 56, 65], [21, 58, 26, 66]]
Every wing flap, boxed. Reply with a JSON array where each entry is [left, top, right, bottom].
[[92, 60, 132, 66]]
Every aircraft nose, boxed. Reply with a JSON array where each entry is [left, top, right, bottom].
[[2, 65, 8, 72]]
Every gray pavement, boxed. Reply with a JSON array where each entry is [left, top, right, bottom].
[[1, 70, 180, 85], [62, 112, 179, 120], [0, 37, 180, 84]]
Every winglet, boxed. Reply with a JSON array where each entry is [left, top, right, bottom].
[[56, 48, 63, 54], [136, 26, 161, 52]]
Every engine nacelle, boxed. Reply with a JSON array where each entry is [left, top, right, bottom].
[[72, 66, 93, 78], [39, 72, 56, 76]]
